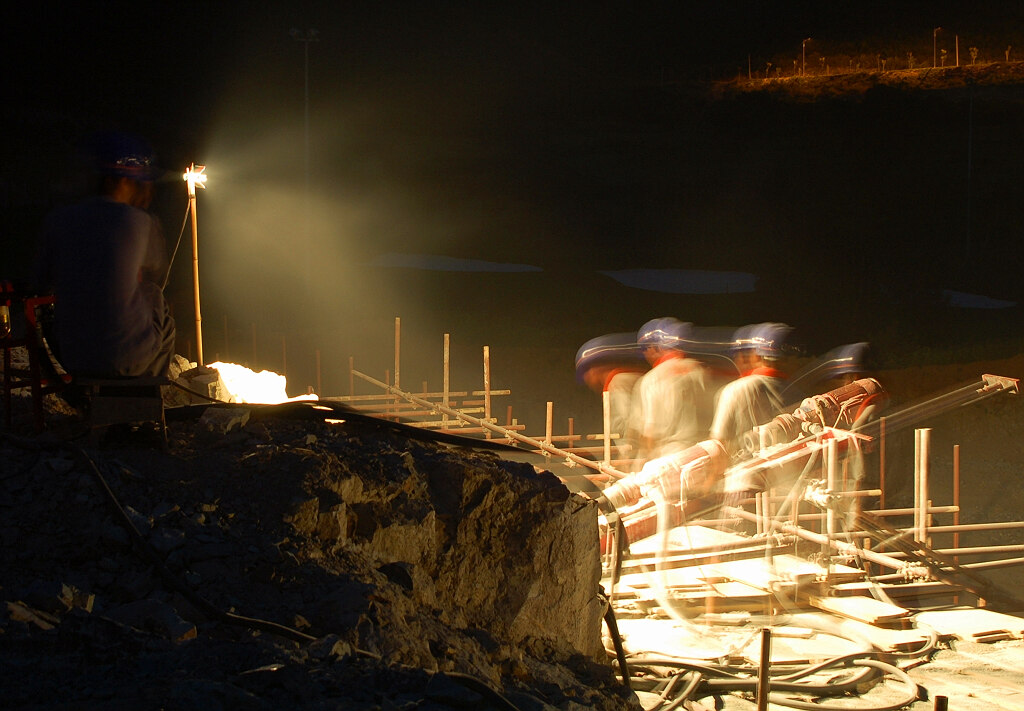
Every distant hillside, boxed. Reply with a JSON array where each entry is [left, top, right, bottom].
[[715, 61, 1024, 100]]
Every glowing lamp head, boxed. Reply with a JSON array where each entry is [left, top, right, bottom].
[[183, 163, 207, 196]]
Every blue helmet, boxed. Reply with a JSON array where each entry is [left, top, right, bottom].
[[749, 322, 794, 360], [87, 131, 163, 181], [575, 333, 645, 382], [731, 324, 758, 352], [830, 342, 871, 376], [637, 317, 691, 350]]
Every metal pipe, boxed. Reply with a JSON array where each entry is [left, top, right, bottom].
[[884, 544, 1024, 558], [826, 438, 837, 539], [723, 506, 910, 571], [902, 521, 1024, 534]]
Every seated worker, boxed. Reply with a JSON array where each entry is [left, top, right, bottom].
[[633, 317, 714, 462], [709, 322, 793, 461], [575, 332, 649, 459], [35, 132, 176, 378]]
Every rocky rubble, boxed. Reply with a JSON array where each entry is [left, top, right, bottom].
[[0, 391, 639, 711]]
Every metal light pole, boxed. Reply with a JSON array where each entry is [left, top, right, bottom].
[[802, 38, 811, 76], [184, 164, 207, 365], [934, 27, 942, 68]]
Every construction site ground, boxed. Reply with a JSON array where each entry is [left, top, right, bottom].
[[1, 350, 1023, 709]]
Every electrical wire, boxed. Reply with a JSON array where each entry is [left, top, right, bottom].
[[161, 200, 192, 291]]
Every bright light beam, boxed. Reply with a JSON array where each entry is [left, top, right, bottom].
[[184, 163, 207, 364]]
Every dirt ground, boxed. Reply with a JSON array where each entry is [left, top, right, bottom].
[[1, 350, 1022, 710]]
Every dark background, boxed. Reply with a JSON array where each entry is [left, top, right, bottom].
[[3, 1, 1023, 431]]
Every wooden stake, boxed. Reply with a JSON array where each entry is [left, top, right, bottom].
[[756, 627, 772, 711], [545, 401, 553, 446], [443, 334, 450, 425], [482, 346, 491, 439]]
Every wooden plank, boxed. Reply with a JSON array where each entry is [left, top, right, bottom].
[[809, 595, 910, 627], [790, 611, 934, 654], [915, 608, 1024, 641]]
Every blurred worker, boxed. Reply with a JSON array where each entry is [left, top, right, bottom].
[[36, 132, 176, 378], [575, 333, 648, 459], [709, 322, 794, 460], [634, 317, 714, 461], [781, 340, 873, 407]]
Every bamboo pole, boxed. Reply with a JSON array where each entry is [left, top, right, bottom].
[[914, 428, 921, 539], [545, 401, 553, 446], [349, 356, 354, 396], [756, 628, 772, 711], [953, 444, 961, 555], [483, 346, 491, 438], [443, 334, 450, 425], [185, 165, 205, 366], [919, 428, 931, 545]]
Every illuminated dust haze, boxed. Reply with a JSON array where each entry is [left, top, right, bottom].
[[5, 2, 1024, 431]]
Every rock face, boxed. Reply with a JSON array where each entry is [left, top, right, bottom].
[[0, 399, 636, 710]]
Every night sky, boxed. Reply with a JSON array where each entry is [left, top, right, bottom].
[[4, 1, 1024, 410]]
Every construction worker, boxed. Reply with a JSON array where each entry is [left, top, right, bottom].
[[575, 332, 648, 460], [709, 322, 794, 461], [633, 317, 714, 462], [35, 132, 176, 378]]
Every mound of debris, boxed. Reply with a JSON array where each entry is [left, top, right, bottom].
[[0, 394, 639, 710]]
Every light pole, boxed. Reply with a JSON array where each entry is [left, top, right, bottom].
[[183, 164, 208, 365], [934, 27, 942, 68], [802, 38, 811, 76]]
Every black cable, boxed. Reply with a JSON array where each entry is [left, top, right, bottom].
[[441, 672, 524, 711], [598, 588, 632, 691]]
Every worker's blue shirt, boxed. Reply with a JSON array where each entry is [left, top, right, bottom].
[[37, 196, 171, 376]]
